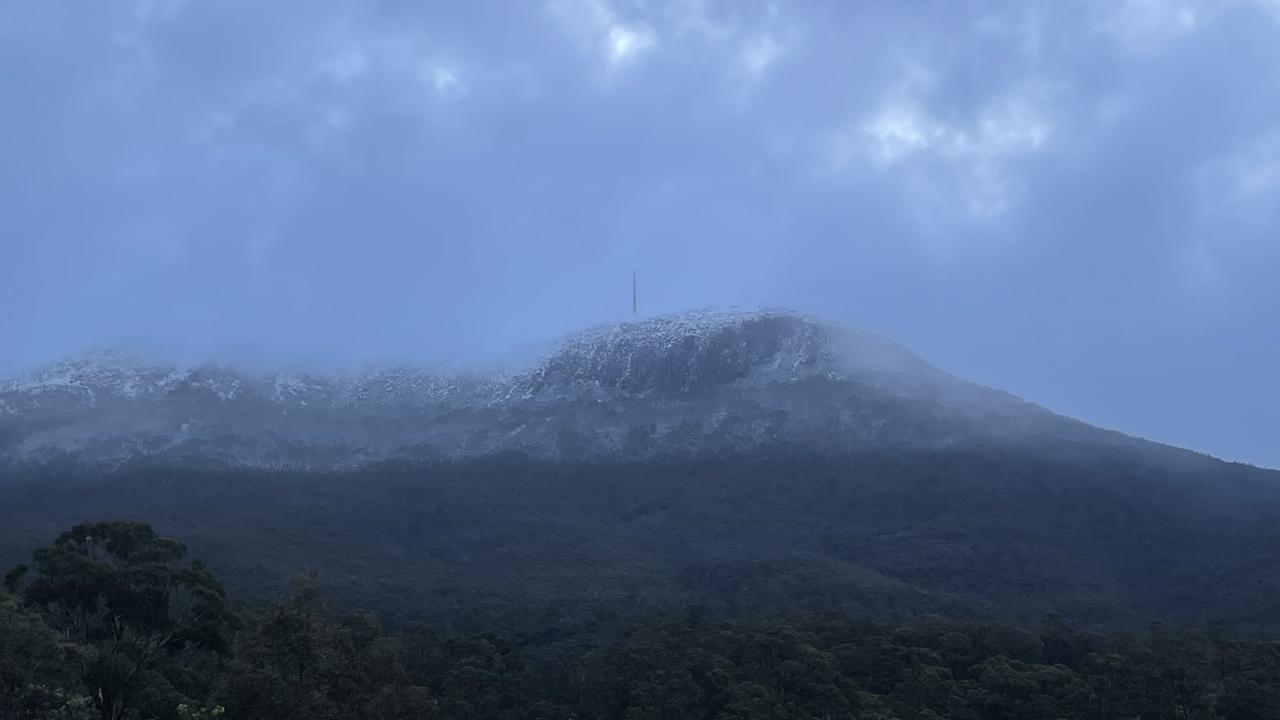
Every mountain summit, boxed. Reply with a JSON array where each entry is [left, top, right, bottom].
[[519, 308, 936, 397], [0, 308, 1135, 468]]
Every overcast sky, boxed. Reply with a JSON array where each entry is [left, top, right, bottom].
[[1, 0, 1278, 467]]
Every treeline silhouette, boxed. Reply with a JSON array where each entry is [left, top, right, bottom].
[[3, 522, 1278, 720]]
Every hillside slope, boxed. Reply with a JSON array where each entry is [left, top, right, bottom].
[[3, 308, 1278, 629], [2, 449, 1278, 630]]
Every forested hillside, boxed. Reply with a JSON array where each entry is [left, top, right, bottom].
[[4, 521, 1279, 720], [4, 448, 1280, 632], [5, 318, 1280, 718]]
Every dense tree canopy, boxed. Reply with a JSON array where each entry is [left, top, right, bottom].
[[4, 522, 233, 720], [4, 522, 1280, 720], [6, 452, 1280, 633]]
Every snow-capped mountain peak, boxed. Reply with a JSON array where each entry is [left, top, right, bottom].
[[517, 307, 939, 397], [0, 308, 1072, 468], [0, 348, 186, 403]]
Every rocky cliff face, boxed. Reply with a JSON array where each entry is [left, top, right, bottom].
[[0, 308, 1109, 468]]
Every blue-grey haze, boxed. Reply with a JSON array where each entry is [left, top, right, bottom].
[[1, 0, 1277, 467]]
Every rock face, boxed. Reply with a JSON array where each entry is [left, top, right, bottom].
[[0, 308, 1118, 468], [520, 310, 840, 396]]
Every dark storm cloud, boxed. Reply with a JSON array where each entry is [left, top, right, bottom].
[[1, 0, 1278, 466]]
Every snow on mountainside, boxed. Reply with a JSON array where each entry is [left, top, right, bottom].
[[0, 352, 482, 415], [0, 349, 183, 403], [520, 309, 837, 397], [516, 308, 940, 397], [0, 308, 1102, 468]]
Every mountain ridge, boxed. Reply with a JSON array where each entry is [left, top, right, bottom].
[[4, 309, 1280, 632], [0, 308, 1227, 470]]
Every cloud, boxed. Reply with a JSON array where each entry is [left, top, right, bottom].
[[1229, 133, 1280, 197], [605, 23, 655, 66], [830, 72, 1052, 218], [548, 0, 657, 76], [431, 66, 461, 94], [860, 103, 935, 167], [740, 33, 783, 77], [1250, 0, 1280, 23], [1095, 0, 1205, 45], [1196, 128, 1280, 225], [1183, 127, 1280, 285], [131, 0, 188, 26], [546, 0, 801, 84], [323, 47, 369, 85], [1091, 0, 1280, 49]]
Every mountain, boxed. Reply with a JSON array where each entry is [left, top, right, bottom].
[[0, 308, 1131, 468], [3, 308, 1280, 630]]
